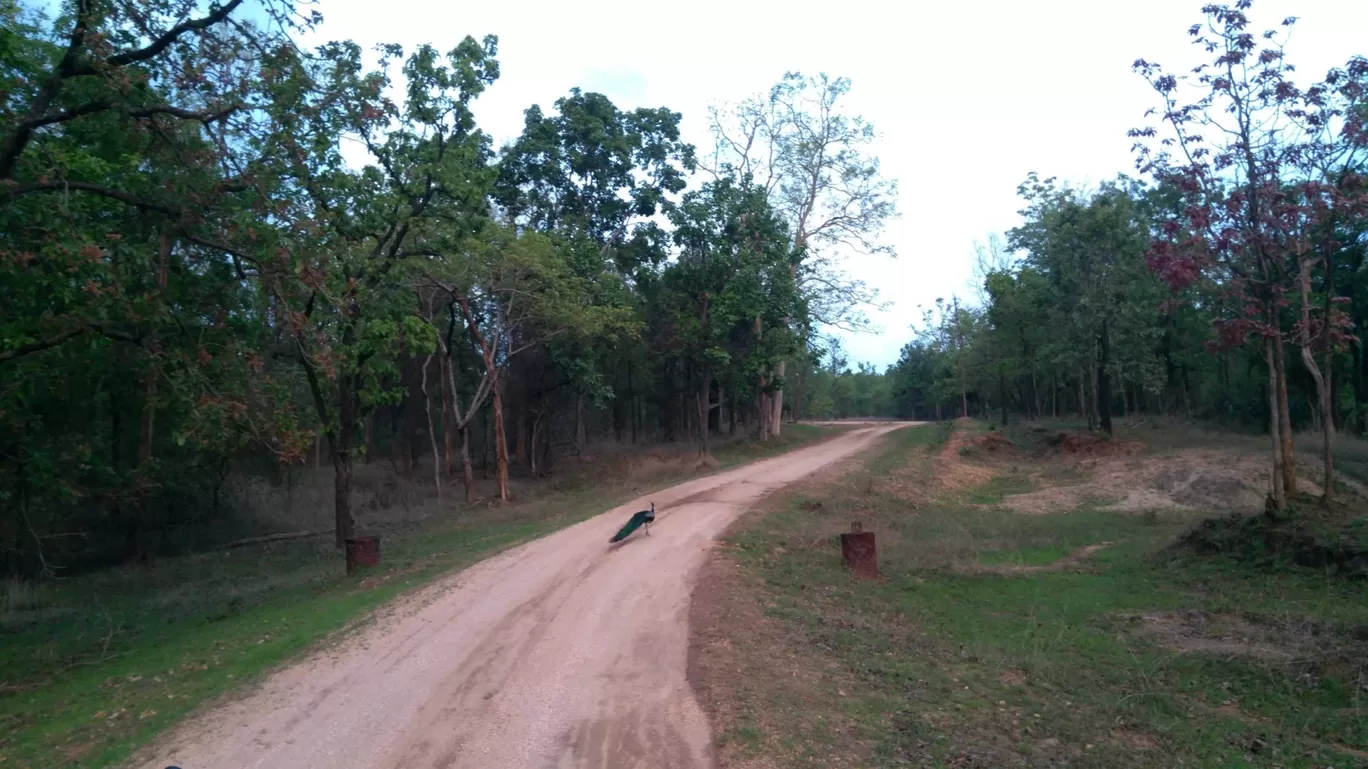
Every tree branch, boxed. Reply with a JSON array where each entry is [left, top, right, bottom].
[[97, 0, 246, 72]]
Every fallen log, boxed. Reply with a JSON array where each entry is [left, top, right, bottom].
[[222, 529, 330, 549]]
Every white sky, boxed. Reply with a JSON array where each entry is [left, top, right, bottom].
[[308, 0, 1368, 368]]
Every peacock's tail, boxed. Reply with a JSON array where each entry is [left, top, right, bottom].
[[609, 514, 646, 543]]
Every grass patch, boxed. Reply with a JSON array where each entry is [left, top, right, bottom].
[[696, 422, 1368, 768], [965, 473, 1036, 504], [0, 424, 833, 769]]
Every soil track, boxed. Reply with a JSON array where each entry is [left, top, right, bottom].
[[138, 424, 909, 769]]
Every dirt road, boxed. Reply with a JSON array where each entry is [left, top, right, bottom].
[[141, 424, 907, 769]]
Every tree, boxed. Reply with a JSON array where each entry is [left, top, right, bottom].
[[1133, 3, 1368, 508], [427, 224, 613, 500], [708, 72, 898, 434], [1009, 175, 1158, 437], [664, 176, 801, 452], [0, 0, 315, 569], [260, 35, 499, 545]]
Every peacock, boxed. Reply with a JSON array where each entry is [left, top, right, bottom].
[[609, 502, 655, 543]]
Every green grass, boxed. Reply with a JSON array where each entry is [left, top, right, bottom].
[[0, 423, 833, 769], [965, 473, 1036, 504], [711, 423, 1368, 768]]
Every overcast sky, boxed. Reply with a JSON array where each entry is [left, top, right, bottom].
[[307, 0, 1368, 368]]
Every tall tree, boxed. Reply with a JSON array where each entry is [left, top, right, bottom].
[[261, 36, 499, 546], [708, 72, 898, 434]]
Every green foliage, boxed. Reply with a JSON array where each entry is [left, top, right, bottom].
[[0, 1, 883, 574]]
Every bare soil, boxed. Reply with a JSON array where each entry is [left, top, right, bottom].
[[1004, 447, 1300, 515], [133, 424, 909, 769]]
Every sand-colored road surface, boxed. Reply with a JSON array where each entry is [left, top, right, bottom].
[[140, 424, 907, 769]]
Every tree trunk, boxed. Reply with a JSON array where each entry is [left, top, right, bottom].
[[697, 380, 710, 456], [1272, 336, 1297, 494], [1087, 365, 1098, 432], [1299, 259, 1334, 505], [1266, 337, 1287, 513], [1098, 322, 1114, 437], [421, 353, 441, 500], [757, 387, 771, 441], [331, 373, 358, 550], [530, 414, 541, 477], [1029, 361, 1040, 419], [728, 389, 737, 436], [492, 377, 510, 501], [460, 422, 475, 503], [998, 367, 1008, 426], [439, 353, 455, 478], [1077, 372, 1087, 423], [575, 394, 586, 454], [772, 361, 785, 435]]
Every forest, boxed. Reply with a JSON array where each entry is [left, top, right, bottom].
[[4, 0, 1367, 578], [887, 4, 1368, 513], [0, 0, 901, 575]]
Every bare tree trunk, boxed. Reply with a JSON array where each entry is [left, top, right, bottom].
[[716, 386, 725, 433], [332, 371, 358, 549], [1077, 372, 1087, 422], [530, 414, 541, 477], [575, 394, 586, 454], [440, 353, 455, 477], [1098, 322, 1114, 437], [1299, 260, 1334, 505], [460, 423, 474, 503], [421, 353, 441, 500], [492, 378, 510, 501], [1267, 337, 1287, 513], [697, 372, 711, 456], [1272, 337, 1297, 494], [757, 388, 771, 441], [772, 361, 785, 435]]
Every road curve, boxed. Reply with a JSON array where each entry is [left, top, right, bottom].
[[140, 424, 907, 769]]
